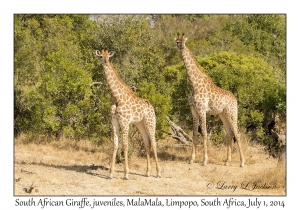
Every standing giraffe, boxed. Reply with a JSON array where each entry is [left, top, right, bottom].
[[95, 49, 161, 179], [175, 33, 245, 167]]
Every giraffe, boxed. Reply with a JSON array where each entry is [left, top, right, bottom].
[[175, 33, 245, 167], [95, 49, 161, 179]]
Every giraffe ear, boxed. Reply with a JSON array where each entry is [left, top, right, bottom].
[[95, 50, 101, 56], [108, 51, 115, 57]]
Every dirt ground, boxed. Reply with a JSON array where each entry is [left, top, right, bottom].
[[14, 138, 286, 196]]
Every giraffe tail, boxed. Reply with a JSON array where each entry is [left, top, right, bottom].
[[233, 136, 237, 143]]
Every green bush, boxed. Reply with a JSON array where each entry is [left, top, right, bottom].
[[14, 15, 108, 140], [14, 14, 286, 146]]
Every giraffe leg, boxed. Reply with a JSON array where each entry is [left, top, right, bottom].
[[222, 109, 245, 167], [109, 117, 119, 179], [219, 113, 233, 166], [225, 134, 233, 166], [193, 104, 207, 166], [151, 135, 161, 178], [225, 135, 233, 166], [135, 121, 151, 177], [229, 112, 245, 167], [144, 118, 161, 178], [121, 124, 130, 180], [228, 125, 245, 167], [233, 131, 245, 167], [230, 124, 245, 167], [190, 116, 199, 164], [198, 113, 208, 166], [190, 105, 199, 164], [144, 142, 151, 177]]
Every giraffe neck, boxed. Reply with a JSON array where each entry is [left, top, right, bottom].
[[180, 47, 210, 88], [102, 62, 134, 102]]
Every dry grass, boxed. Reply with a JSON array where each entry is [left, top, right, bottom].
[[14, 134, 286, 196]]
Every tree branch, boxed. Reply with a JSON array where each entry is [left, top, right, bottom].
[[166, 116, 192, 145]]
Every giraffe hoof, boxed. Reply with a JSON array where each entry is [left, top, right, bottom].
[[189, 160, 194, 164], [202, 160, 208, 166], [225, 162, 229, 166], [145, 174, 150, 177], [123, 177, 129, 180], [156, 175, 161, 178], [240, 163, 245, 168]]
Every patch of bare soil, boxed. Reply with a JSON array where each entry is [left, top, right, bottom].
[[14, 138, 286, 196]]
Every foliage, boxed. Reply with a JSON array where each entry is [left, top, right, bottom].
[[14, 15, 109, 140], [224, 15, 286, 83], [14, 14, 286, 146]]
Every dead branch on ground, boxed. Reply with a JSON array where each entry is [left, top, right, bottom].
[[166, 116, 192, 145]]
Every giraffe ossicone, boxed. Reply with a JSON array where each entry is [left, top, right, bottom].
[[95, 49, 161, 179], [175, 34, 245, 167]]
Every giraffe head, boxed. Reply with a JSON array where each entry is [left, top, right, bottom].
[[95, 49, 115, 66], [175, 33, 188, 50]]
